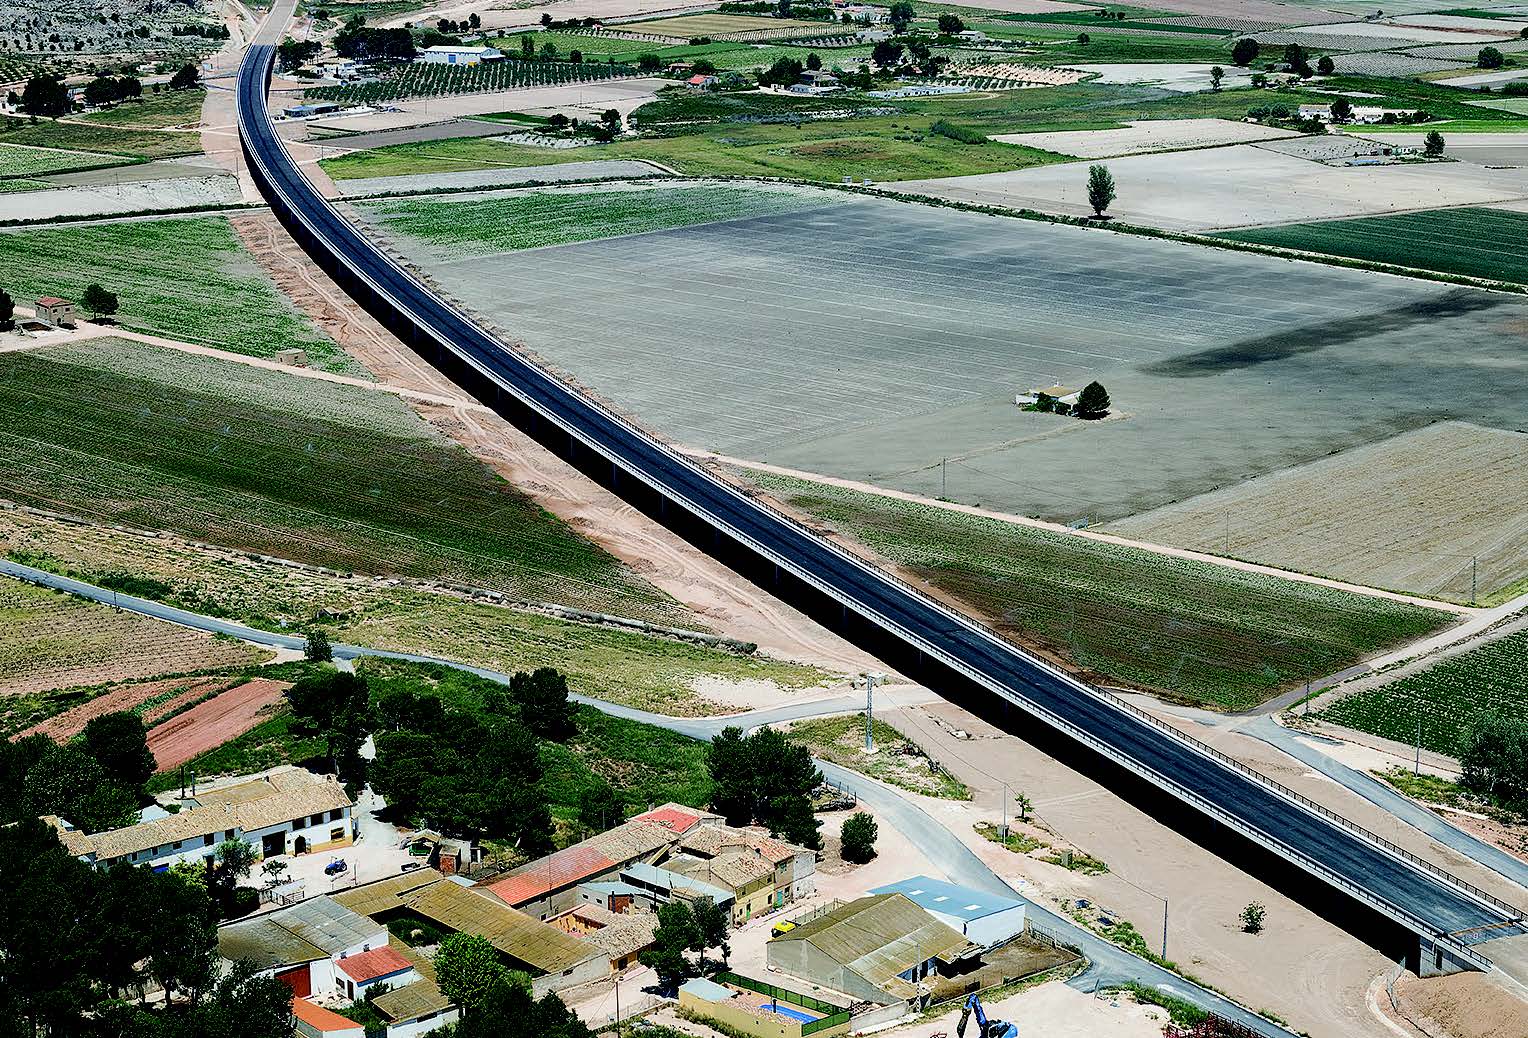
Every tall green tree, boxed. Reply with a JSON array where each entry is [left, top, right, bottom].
[[692, 896, 730, 970], [1424, 130, 1446, 156], [1075, 381, 1111, 420], [81, 711, 156, 797], [81, 283, 119, 320], [1230, 37, 1258, 66], [435, 933, 511, 1014], [1460, 709, 1528, 802], [1086, 164, 1115, 218], [840, 811, 878, 863], [0, 288, 14, 330], [508, 668, 576, 741], [286, 669, 371, 781], [20, 75, 69, 117], [639, 900, 700, 992], [577, 779, 623, 834], [23, 743, 138, 832]]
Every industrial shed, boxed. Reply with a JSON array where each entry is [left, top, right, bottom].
[[869, 877, 1027, 948], [765, 894, 982, 1005]]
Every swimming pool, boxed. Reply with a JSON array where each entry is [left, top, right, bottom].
[[759, 1003, 818, 1024]]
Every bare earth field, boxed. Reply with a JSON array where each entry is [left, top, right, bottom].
[[362, 184, 1528, 539], [991, 118, 1300, 157], [887, 144, 1528, 230], [0, 578, 269, 702], [19, 675, 238, 740], [1105, 422, 1528, 602], [146, 677, 290, 771]]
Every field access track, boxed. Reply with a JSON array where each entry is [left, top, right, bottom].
[[238, 43, 1522, 971]]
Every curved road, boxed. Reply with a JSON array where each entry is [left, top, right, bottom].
[[230, 41, 1521, 967], [2, 558, 1291, 1036]]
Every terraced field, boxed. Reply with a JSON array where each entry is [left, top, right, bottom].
[[0, 217, 347, 367], [0, 579, 266, 706], [1321, 630, 1528, 757], [0, 338, 681, 623], [744, 471, 1450, 709], [1215, 207, 1528, 285], [359, 183, 833, 257]]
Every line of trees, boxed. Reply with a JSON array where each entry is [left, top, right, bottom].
[[334, 15, 417, 61]]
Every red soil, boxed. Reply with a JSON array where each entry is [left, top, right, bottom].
[[146, 678, 289, 772]]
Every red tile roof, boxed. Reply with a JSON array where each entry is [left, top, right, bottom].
[[336, 945, 413, 984], [688, 74, 713, 84], [484, 844, 616, 906], [35, 297, 72, 307], [291, 998, 363, 1034], [633, 804, 703, 834]]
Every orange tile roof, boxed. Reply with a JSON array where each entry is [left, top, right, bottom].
[[336, 945, 414, 984], [485, 844, 616, 906], [35, 297, 71, 307], [291, 998, 362, 1034], [632, 804, 703, 834]]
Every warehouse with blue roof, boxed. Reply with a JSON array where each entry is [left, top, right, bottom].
[[869, 876, 1028, 948]]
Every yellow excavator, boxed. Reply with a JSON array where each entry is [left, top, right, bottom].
[[955, 993, 1018, 1038]]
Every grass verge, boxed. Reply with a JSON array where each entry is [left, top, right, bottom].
[[786, 712, 971, 799]]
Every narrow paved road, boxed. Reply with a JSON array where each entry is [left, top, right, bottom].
[[2, 560, 1293, 1036]]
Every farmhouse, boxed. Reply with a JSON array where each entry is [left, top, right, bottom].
[[869, 876, 1027, 947], [687, 73, 720, 90], [49, 766, 354, 869], [766, 894, 982, 1004], [420, 45, 504, 65], [1014, 383, 1079, 407], [34, 296, 76, 327]]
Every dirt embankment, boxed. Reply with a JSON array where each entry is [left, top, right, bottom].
[[230, 212, 877, 675], [1394, 971, 1528, 1038]]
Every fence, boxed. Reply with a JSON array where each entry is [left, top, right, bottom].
[[713, 971, 852, 1035]]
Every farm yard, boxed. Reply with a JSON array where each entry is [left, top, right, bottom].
[[1216, 207, 1528, 285], [1106, 423, 1528, 604], [0, 338, 682, 624], [740, 470, 1448, 709], [356, 182, 834, 257], [0, 579, 268, 708], [1320, 629, 1528, 758], [305, 58, 640, 105], [0, 218, 348, 368]]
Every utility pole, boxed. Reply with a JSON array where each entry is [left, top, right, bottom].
[[859, 672, 882, 752], [941, 457, 947, 497], [1001, 781, 1008, 839], [1471, 556, 1477, 607], [1162, 897, 1169, 961], [1303, 673, 1311, 717], [1415, 718, 1422, 776]]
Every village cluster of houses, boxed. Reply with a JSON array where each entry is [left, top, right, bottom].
[[49, 777, 1059, 1038]]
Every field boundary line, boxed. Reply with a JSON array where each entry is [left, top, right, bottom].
[[25, 321, 492, 412], [689, 448, 1478, 617]]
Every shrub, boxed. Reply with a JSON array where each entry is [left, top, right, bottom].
[[840, 811, 878, 863], [930, 119, 986, 144]]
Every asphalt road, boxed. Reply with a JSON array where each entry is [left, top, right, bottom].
[[0, 558, 1290, 1036], [233, 42, 1519, 956]]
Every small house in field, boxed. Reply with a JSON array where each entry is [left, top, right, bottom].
[[687, 74, 720, 90], [35, 296, 76, 327], [420, 45, 503, 65], [1014, 383, 1079, 407]]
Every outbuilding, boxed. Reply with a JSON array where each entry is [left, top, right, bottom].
[[35, 296, 76, 327], [420, 45, 503, 65]]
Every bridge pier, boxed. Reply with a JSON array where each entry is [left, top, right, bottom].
[[1414, 935, 1484, 978]]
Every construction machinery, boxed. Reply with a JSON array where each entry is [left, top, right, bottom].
[[955, 993, 1017, 1038]]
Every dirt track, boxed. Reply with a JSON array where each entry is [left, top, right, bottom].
[[147, 677, 288, 771], [231, 211, 877, 674]]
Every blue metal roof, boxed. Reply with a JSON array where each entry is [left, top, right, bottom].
[[870, 876, 1024, 922]]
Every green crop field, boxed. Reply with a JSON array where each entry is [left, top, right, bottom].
[[80, 88, 207, 129], [0, 142, 124, 178], [0, 120, 201, 159], [744, 472, 1450, 709], [305, 58, 638, 104], [326, 114, 1064, 183], [361, 184, 832, 254], [1215, 207, 1528, 285], [1321, 630, 1528, 758], [0, 217, 346, 366], [0, 338, 679, 622]]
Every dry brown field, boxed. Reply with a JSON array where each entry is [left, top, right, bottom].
[[1105, 422, 1528, 603]]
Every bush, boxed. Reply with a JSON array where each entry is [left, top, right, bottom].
[[840, 811, 878, 863], [1240, 901, 1267, 933], [1478, 46, 1504, 70], [1231, 37, 1258, 66], [930, 119, 986, 144], [1424, 130, 1445, 157]]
